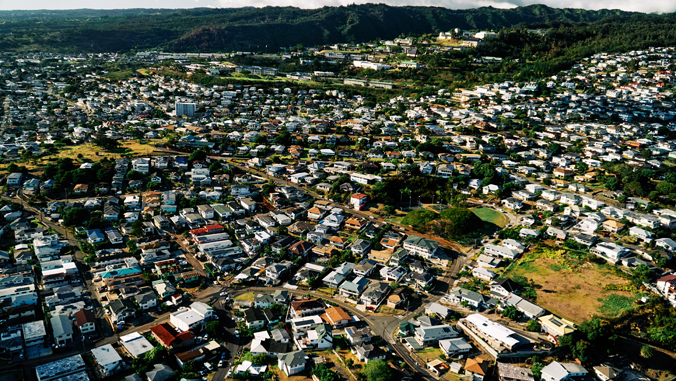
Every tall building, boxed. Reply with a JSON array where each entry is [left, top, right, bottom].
[[175, 101, 196, 116]]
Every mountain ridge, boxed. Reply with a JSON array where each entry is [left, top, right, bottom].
[[0, 4, 649, 52]]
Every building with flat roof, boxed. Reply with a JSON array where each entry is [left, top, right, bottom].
[[170, 307, 206, 332], [35, 354, 86, 381], [22, 320, 46, 346], [119, 332, 154, 358], [462, 314, 527, 352]]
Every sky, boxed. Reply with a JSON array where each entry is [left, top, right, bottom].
[[0, 0, 674, 13]]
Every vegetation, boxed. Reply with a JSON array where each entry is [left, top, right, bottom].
[[401, 206, 482, 239], [0, 5, 635, 53], [361, 360, 393, 381]]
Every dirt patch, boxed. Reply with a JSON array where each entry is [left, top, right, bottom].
[[504, 247, 639, 323]]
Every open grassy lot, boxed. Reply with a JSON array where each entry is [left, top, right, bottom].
[[503, 245, 639, 323], [234, 291, 255, 301], [471, 208, 509, 228], [414, 347, 443, 361], [0, 140, 167, 173]]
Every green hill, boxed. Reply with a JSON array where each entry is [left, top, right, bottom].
[[0, 4, 640, 53]]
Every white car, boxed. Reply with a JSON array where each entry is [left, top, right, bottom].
[[213, 280, 219, 285], [220, 292, 228, 297], [218, 360, 224, 368]]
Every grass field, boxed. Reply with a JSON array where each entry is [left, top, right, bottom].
[[471, 208, 509, 228], [503, 246, 639, 323], [0, 140, 167, 173], [234, 291, 255, 301], [414, 347, 443, 361]]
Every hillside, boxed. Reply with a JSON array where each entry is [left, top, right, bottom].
[[0, 4, 639, 53]]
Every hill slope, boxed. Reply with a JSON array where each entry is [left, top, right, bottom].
[[0, 4, 639, 52]]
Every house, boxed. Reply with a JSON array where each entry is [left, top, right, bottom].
[[465, 358, 490, 381], [149, 323, 194, 349], [415, 324, 459, 346], [277, 351, 306, 377], [593, 366, 622, 381], [353, 342, 387, 363], [656, 238, 676, 252], [345, 326, 373, 345], [290, 299, 325, 318], [361, 281, 390, 306], [541, 362, 588, 381], [295, 324, 333, 350], [73, 309, 96, 335], [175, 347, 210, 368], [109, 299, 135, 323], [403, 235, 439, 259], [339, 276, 370, 298], [500, 293, 546, 319], [425, 302, 451, 319], [50, 314, 74, 346], [428, 359, 451, 376], [591, 242, 630, 262], [91, 344, 124, 376], [351, 239, 372, 256], [439, 337, 472, 357], [502, 198, 523, 210], [387, 287, 410, 309], [322, 262, 354, 289], [350, 193, 368, 210], [490, 278, 521, 297], [322, 307, 351, 327], [145, 363, 174, 381], [119, 332, 154, 359], [538, 315, 576, 344], [134, 292, 158, 310], [170, 306, 208, 332], [449, 288, 497, 309]]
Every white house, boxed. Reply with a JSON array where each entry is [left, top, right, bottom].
[[91, 344, 124, 376], [277, 351, 306, 377], [541, 362, 588, 381]]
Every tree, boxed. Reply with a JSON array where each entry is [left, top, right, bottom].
[[313, 364, 339, 381], [624, 180, 645, 197], [640, 344, 654, 359], [531, 356, 544, 377], [132, 220, 144, 236], [526, 320, 541, 332], [501, 305, 519, 320], [205, 321, 221, 338], [93, 135, 120, 151], [63, 207, 90, 226], [262, 179, 276, 195], [252, 354, 268, 365], [362, 360, 393, 381], [575, 161, 589, 173], [189, 149, 207, 162], [144, 346, 168, 364], [605, 177, 620, 191]]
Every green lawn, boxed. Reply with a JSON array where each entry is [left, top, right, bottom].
[[471, 208, 509, 228], [414, 347, 443, 361], [234, 291, 255, 301]]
